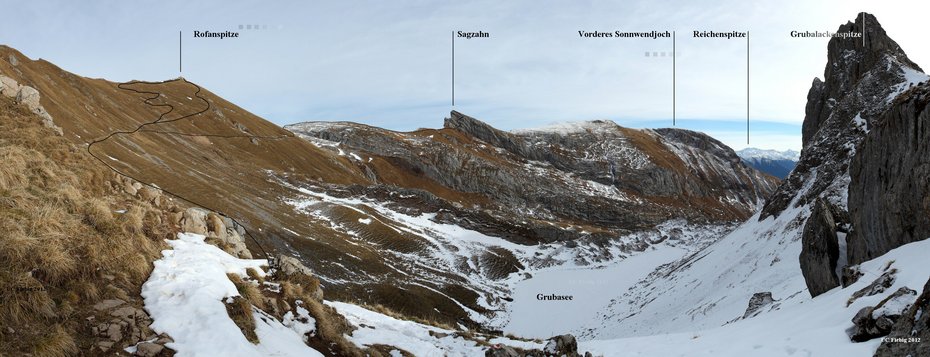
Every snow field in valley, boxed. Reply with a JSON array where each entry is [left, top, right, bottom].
[[579, 238, 930, 356]]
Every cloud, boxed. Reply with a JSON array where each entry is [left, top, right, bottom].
[[2, 0, 927, 150]]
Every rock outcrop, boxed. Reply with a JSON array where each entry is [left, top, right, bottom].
[[0, 72, 62, 135], [485, 334, 588, 357], [742, 292, 775, 319], [275, 255, 324, 300], [112, 173, 252, 259], [89, 298, 173, 355], [799, 199, 842, 296], [177, 207, 251, 258], [875, 277, 930, 357], [849, 287, 917, 342]]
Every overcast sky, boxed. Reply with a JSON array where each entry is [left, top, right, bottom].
[[2, 0, 928, 151]]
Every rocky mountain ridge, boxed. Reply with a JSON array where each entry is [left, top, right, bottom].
[[288, 111, 778, 244]]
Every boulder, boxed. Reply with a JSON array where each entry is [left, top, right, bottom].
[[543, 334, 580, 357], [276, 255, 323, 300], [278, 255, 314, 277], [0, 75, 18, 97], [841, 265, 863, 287], [799, 198, 841, 297], [138, 186, 162, 206], [742, 292, 775, 319], [178, 208, 208, 235], [134, 342, 164, 357], [175, 208, 252, 257], [847, 269, 896, 306], [485, 344, 520, 357], [15, 85, 41, 111], [123, 178, 139, 196], [206, 213, 251, 258], [849, 287, 917, 342], [484, 334, 585, 356]]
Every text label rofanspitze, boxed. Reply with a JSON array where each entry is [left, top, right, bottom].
[[578, 30, 671, 39], [193, 31, 240, 39], [693, 31, 747, 39], [457, 31, 489, 39]]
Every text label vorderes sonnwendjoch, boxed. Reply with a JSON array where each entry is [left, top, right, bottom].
[[578, 30, 671, 39]]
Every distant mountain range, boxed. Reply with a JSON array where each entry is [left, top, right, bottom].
[[736, 148, 800, 179]]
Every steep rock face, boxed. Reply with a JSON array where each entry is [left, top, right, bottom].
[[754, 13, 928, 296], [848, 83, 930, 264], [289, 112, 777, 243]]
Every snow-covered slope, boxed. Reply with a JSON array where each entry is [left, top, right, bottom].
[[579, 238, 930, 356], [140, 232, 553, 356], [578, 194, 813, 339], [274, 176, 733, 330]]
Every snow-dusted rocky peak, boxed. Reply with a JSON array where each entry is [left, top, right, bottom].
[[763, 12, 927, 221], [752, 12, 929, 298]]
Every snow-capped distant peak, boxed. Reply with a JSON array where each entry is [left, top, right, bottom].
[[737, 148, 800, 161]]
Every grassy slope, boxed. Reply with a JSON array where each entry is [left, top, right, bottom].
[[0, 93, 174, 355]]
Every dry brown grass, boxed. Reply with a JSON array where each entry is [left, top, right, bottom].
[[350, 301, 456, 331], [31, 324, 78, 357], [303, 298, 381, 357], [225, 296, 259, 343], [271, 275, 382, 357], [246, 267, 265, 283], [0, 95, 175, 353], [228, 273, 266, 310]]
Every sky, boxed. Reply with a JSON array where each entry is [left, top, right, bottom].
[[2, 0, 928, 151]]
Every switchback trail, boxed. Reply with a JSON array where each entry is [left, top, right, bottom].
[[86, 78, 293, 263]]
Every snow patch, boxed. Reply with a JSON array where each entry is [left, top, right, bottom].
[[141, 233, 323, 356]]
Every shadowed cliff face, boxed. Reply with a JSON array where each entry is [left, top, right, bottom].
[[848, 82, 930, 264], [753, 13, 929, 297]]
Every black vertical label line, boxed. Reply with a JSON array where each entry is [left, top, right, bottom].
[[452, 31, 455, 107], [862, 13, 866, 46], [179, 30, 182, 73], [673, 31, 676, 126], [747, 30, 750, 145]]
